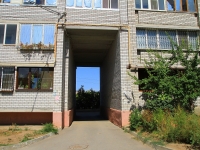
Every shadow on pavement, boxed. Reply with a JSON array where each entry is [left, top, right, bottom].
[[74, 110, 107, 121]]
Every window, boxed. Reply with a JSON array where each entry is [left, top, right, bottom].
[[136, 29, 198, 50], [167, 0, 196, 12], [0, 0, 56, 5], [0, 67, 15, 91], [66, 0, 118, 9], [20, 24, 55, 46], [135, 0, 165, 10], [23, 0, 56, 5], [17, 67, 54, 91], [0, 24, 17, 45], [138, 68, 150, 91]]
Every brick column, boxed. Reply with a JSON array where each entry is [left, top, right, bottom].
[[53, 27, 65, 128]]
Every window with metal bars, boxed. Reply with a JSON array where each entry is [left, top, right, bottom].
[[0, 67, 15, 91], [136, 29, 198, 50]]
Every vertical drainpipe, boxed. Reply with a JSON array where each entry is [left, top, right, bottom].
[[54, 23, 58, 66]]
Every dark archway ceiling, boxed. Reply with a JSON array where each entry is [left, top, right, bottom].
[[66, 29, 118, 66]]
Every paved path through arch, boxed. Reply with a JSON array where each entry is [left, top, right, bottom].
[[18, 121, 153, 150]]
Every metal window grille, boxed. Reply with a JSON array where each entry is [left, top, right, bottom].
[[178, 31, 188, 49], [136, 29, 198, 50], [0, 67, 14, 91], [159, 30, 177, 49], [136, 29, 146, 49], [188, 31, 198, 50], [147, 30, 157, 49]]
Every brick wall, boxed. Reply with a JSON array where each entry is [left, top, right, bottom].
[[137, 11, 198, 27], [1, 0, 200, 115], [101, 32, 121, 110], [66, 37, 75, 110]]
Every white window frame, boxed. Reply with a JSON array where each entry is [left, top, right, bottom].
[[23, 0, 57, 6], [0, 23, 18, 45], [0, 67, 15, 92], [0, 0, 57, 6], [135, 0, 166, 11], [19, 24, 55, 45], [136, 28, 199, 50], [66, 0, 119, 9]]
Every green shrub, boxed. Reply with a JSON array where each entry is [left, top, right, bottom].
[[165, 108, 189, 143], [129, 109, 143, 131], [129, 44, 200, 112], [141, 110, 155, 132], [188, 114, 200, 145], [40, 123, 58, 134], [129, 108, 200, 146]]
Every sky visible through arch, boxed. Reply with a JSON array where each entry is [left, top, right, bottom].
[[76, 67, 100, 91]]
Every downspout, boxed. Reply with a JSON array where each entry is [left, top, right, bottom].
[[54, 23, 58, 67]]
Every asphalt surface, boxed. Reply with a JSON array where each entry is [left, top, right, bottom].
[[18, 112, 153, 150]]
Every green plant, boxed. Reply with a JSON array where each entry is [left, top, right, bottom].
[[129, 109, 143, 131], [129, 41, 200, 112], [40, 123, 58, 134], [21, 135, 32, 142], [129, 108, 200, 146], [24, 127, 29, 131], [8, 124, 22, 131]]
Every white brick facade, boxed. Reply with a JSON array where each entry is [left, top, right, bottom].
[[0, 0, 199, 127]]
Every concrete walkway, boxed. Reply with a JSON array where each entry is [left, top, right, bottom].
[[18, 120, 153, 150]]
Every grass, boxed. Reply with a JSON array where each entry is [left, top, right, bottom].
[[8, 124, 22, 132], [21, 135, 32, 142], [0, 144, 11, 146], [129, 108, 200, 146], [39, 123, 58, 134], [20, 123, 58, 143]]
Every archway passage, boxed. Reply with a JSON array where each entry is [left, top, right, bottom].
[[63, 27, 129, 127]]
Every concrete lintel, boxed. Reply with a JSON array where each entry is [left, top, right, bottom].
[[0, 109, 53, 112], [0, 20, 57, 24], [0, 62, 54, 67], [136, 24, 200, 30], [65, 25, 119, 31]]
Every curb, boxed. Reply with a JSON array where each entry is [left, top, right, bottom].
[[126, 129, 173, 150], [0, 132, 54, 150]]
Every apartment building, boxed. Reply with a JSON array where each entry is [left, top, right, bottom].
[[0, 0, 199, 128]]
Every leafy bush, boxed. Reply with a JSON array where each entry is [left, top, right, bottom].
[[130, 43, 200, 111], [40, 123, 58, 134], [129, 108, 200, 146], [129, 109, 143, 131]]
